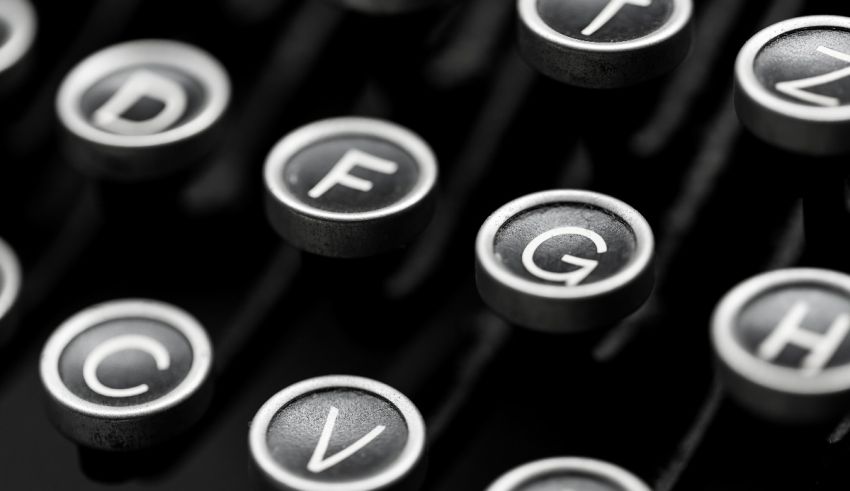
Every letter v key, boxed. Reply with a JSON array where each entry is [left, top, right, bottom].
[[776, 46, 850, 107], [307, 406, 387, 473]]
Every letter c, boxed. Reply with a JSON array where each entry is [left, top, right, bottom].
[[83, 334, 171, 398]]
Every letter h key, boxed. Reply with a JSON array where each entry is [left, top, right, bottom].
[[758, 302, 850, 376]]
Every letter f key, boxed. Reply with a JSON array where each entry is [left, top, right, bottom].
[[309, 149, 399, 199]]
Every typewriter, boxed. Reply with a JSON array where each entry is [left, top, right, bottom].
[[3, 0, 850, 489]]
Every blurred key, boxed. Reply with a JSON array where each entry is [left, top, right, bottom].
[[264, 117, 438, 258], [0, 236, 21, 336], [517, 0, 693, 88], [487, 457, 651, 491], [712, 268, 850, 423], [56, 40, 231, 181], [0, 0, 35, 92], [734, 16, 850, 269], [40, 299, 213, 451], [475, 190, 655, 333], [250, 375, 426, 491], [735, 16, 850, 156]]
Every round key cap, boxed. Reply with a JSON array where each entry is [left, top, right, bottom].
[[264, 117, 438, 258], [0, 0, 35, 90], [476, 190, 654, 333], [250, 375, 425, 491], [487, 457, 651, 491], [517, 0, 693, 88], [56, 40, 231, 180], [0, 236, 21, 334], [712, 268, 850, 423], [40, 299, 213, 451], [735, 16, 850, 156]]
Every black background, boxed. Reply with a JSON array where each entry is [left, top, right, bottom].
[[3, 0, 850, 490]]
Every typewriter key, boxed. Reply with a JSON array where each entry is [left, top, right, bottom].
[[40, 300, 213, 450], [735, 16, 850, 156], [56, 40, 230, 180], [712, 269, 850, 423], [517, 0, 693, 88], [487, 457, 651, 491], [0, 0, 35, 87], [250, 375, 425, 491], [264, 117, 438, 258], [476, 190, 655, 333], [0, 237, 21, 333]]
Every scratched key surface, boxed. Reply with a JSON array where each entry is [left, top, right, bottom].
[[3, 0, 850, 490]]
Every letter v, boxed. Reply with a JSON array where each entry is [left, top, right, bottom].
[[307, 406, 387, 473]]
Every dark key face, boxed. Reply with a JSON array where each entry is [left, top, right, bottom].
[[57, 318, 194, 407], [735, 17, 850, 156], [265, 388, 409, 482], [57, 40, 229, 147], [476, 190, 654, 332], [713, 269, 850, 422], [537, 0, 675, 43], [40, 300, 213, 450], [251, 376, 425, 490], [734, 285, 850, 372], [516, 475, 624, 491], [518, 0, 692, 88], [487, 458, 650, 491], [0, 18, 8, 46], [41, 300, 212, 415], [493, 204, 637, 287], [754, 28, 850, 108], [281, 136, 421, 215], [264, 118, 438, 257], [78, 66, 208, 137]]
